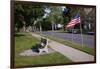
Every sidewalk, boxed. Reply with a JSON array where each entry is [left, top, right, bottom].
[[31, 33, 94, 62]]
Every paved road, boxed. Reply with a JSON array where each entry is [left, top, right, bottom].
[[41, 31, 94, 48]]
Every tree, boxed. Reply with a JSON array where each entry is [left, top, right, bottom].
[[14, 3, 44, 32], [62, 6, 80, 30], [46, 6, 64, 31]]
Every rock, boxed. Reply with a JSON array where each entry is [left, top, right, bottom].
[[19, 48, 55, 56]]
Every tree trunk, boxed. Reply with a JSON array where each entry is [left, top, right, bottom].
[[22, 21, 26, 32], [51, 22, 54, 31], [39, 22, 42, 33]]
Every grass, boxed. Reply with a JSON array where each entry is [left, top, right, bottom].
[[41, 34, 95, 55], [15, 32, 72, 66]]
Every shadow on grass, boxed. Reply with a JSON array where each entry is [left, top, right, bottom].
[[31, 44, 41, 53], [15, 33, 25, 37]]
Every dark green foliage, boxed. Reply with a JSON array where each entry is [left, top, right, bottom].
[[14, 3, 44, 32], [14, 3, 95, 32], [41, 18, 52, 31]]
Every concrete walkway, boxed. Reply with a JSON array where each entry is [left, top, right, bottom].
[[31, 33, 94, 62]]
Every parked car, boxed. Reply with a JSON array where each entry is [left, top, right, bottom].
[[86, 32, 94, 35], [67, 29, 80, 34]]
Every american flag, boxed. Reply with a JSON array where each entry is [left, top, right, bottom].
[[66, 12, 81, 28]]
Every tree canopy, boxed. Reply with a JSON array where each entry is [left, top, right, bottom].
[[14, 3, 95, 32], [14, 3, 44, 32]]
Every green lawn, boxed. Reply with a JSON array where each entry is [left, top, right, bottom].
[[41, 34, 95, 55], [15, 32, 72, 67]]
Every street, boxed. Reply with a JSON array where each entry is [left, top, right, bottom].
[[41, 31, 95, 48]]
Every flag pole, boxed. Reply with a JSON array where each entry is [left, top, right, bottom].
[[71, 27, 74, 43], [79, 17, 84, 47], [66, 11, 83, 47]]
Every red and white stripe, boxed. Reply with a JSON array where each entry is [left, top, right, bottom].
[[66, 17, 80, 28]]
